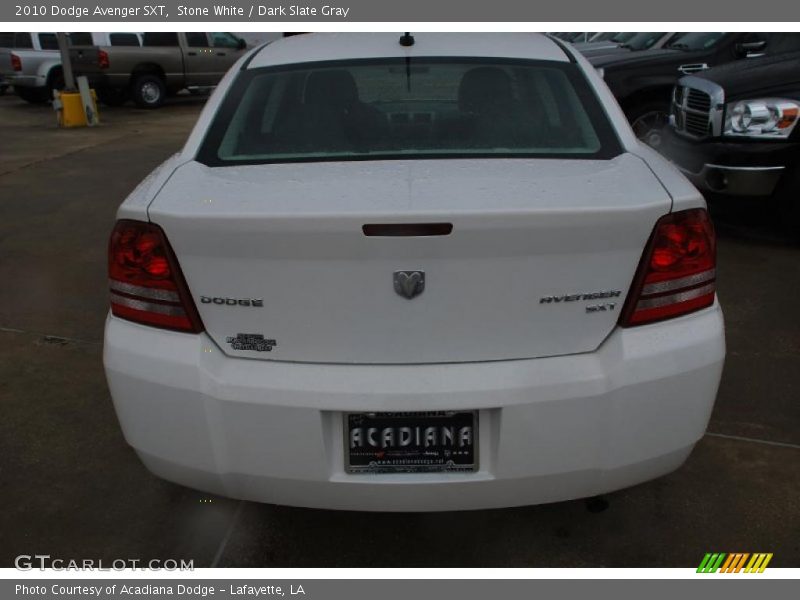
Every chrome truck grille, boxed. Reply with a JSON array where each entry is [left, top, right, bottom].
[[670, 76, 726, 140]]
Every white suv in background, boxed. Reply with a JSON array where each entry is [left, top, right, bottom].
[[103, 33, 725, 511]]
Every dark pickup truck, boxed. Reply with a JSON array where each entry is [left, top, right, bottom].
[[592, 33, 800, 147], [70, 32, 248, 108], [661, 51, 800, 234]]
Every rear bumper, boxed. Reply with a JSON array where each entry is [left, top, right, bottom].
[[6, 74, 43, 88], [662, 129, 795, 198], [104, 303, 725, 511]]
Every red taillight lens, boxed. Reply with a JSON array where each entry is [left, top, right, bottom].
[[11, 53, 22, 72], [108, 220, 204, 333], [620, 208, 716, 327], [98, 49, 109, 69]]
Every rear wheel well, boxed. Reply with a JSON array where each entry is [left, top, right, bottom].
[[46, 65, 64, 94], [46, 65, 62, 83], [620, 88, 676, 147], [129, 64, 166, 87]]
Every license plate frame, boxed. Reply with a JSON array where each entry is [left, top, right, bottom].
[[345, 411, 478, 474]]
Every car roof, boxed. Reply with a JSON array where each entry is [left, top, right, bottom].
[[246, 32, 570, 69]]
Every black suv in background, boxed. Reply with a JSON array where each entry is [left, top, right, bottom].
[[592, 33, 800, 146], [661, 51, 800, 234]]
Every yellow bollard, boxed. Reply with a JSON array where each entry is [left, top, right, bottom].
[[55, 89, 99, 128]]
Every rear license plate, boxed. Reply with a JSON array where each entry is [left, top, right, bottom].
[[345, 411, 478, 474]]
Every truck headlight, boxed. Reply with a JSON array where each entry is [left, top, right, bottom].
[[724, 98, 799, 139]]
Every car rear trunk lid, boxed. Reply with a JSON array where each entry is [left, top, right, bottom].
[[148, 154, 670, 364]]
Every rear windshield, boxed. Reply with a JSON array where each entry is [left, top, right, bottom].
[[38, 33, 59, 50], [68, 32, 94, 46], [593, 33, 621, 42], [621, 32, 666, 51], [197, 58, 621, 166], [611, 32, 637, 43], [143, 32, 179, 46], [109, 33, 141, 47], [667, 32, 726, 51]]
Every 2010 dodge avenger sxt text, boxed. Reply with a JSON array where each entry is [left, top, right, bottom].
[[103, 33, 726, 511]]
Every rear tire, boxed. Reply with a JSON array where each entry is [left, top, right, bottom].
[[626, 99, 672, 149], [15, 86, 49, 104], [131, 74, 166, 109]]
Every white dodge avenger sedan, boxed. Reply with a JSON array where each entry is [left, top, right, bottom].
[[104, 33, 725, 511]]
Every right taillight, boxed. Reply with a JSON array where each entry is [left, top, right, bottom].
[[98, 49, 109, 69], [108, 219, 204, 333], [620, 208, 716, 327], [10, 53, 21, 72]]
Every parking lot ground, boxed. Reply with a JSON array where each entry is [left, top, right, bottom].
[[1, 93, 798, 568]]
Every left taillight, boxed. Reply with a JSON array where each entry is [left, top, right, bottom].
[[97, 49, 109, 69], [10, 53, 22, 71], [108, 219, 204, 333], [620, 208, 717, 327]]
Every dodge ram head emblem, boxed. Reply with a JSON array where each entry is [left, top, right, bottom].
[[394, 271, 425, 299]]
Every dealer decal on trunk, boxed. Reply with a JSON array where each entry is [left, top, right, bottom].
[[225, 334, 277, 352]]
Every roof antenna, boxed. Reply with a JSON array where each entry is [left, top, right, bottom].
[[399, 32, 415, 47]]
